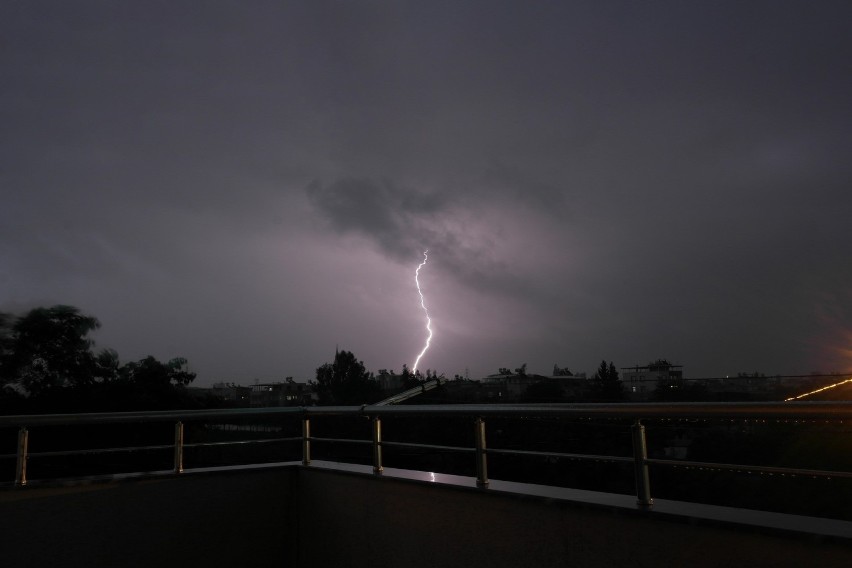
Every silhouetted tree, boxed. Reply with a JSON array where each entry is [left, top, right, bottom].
[[590, 360, 624, 402], [94, 348, 121, 382], [0, 305, 199, 412], [91, 355, 199, 410], [0, 312, 15, 391], [401, 364, 419, 389], [0, 311, 22, 411], [1, 305, 100, 396], [0, 311, 14, 356], [313, 350, 380, 405], [119, 356, 195, 387]]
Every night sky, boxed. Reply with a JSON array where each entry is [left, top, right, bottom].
[[3, 2, 851, 384]]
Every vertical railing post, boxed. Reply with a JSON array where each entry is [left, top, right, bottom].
[[632, 420, 653, 508], [372, 416, 383, 474], [302, 417, 311, 466], [474, 417, 489, 488], [173, 421, 184, 474], [15, 427, 28, 487]]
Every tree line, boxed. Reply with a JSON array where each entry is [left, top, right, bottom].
[[312, 354, 632, 405], [0, 305, 197, 413], [0, 304, 719, 414]]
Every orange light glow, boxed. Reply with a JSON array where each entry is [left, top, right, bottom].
[[785, 377, 852, 401]]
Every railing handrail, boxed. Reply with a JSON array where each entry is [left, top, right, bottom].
[[0, 406, 301, 427], [5, 400, 852, 516], [2, 400, 852, 427]]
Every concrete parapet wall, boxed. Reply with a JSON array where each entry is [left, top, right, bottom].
[[295, 467, 851, 568], [1, 465, 850, 567], [0, 468, 297, 568]]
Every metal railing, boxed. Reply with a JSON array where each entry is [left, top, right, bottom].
[[3, 402, 852, 510]]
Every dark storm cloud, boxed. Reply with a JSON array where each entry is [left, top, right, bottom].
[[304, 177, 545, 300], [306, 178, 444, 260]]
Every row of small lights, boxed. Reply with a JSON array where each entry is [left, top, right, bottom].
[[784, 377, 852, 401]]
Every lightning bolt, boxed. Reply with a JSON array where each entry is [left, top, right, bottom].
[[412, 250, 433, 372]]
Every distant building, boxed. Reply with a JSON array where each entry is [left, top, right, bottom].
[[545, 373, 588, 400], [480, 372, 585, 400], [211, 383, 252, 406], [482, 372, 540, 398], [622, 359, 683, 400], [249, 381, 315, 407]]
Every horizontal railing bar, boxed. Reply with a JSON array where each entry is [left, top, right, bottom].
[[309, 437, 372, 446], [358, 402, 852, 420], [0, 406, 302, 427], [184, 437, 301, 449], [487, 447, 634, 463], [379, 442, 633, 462], [646, 458, 852, 479], [380, 441, 475, 453], [28, 444, 174, 458], [3, 401, 852, 427], [21, 437, 303, 458]]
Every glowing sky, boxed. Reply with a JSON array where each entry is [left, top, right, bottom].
[[2, 2, 851, 384]]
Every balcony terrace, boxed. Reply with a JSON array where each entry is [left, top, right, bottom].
[[2, 402, 851, 567]]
